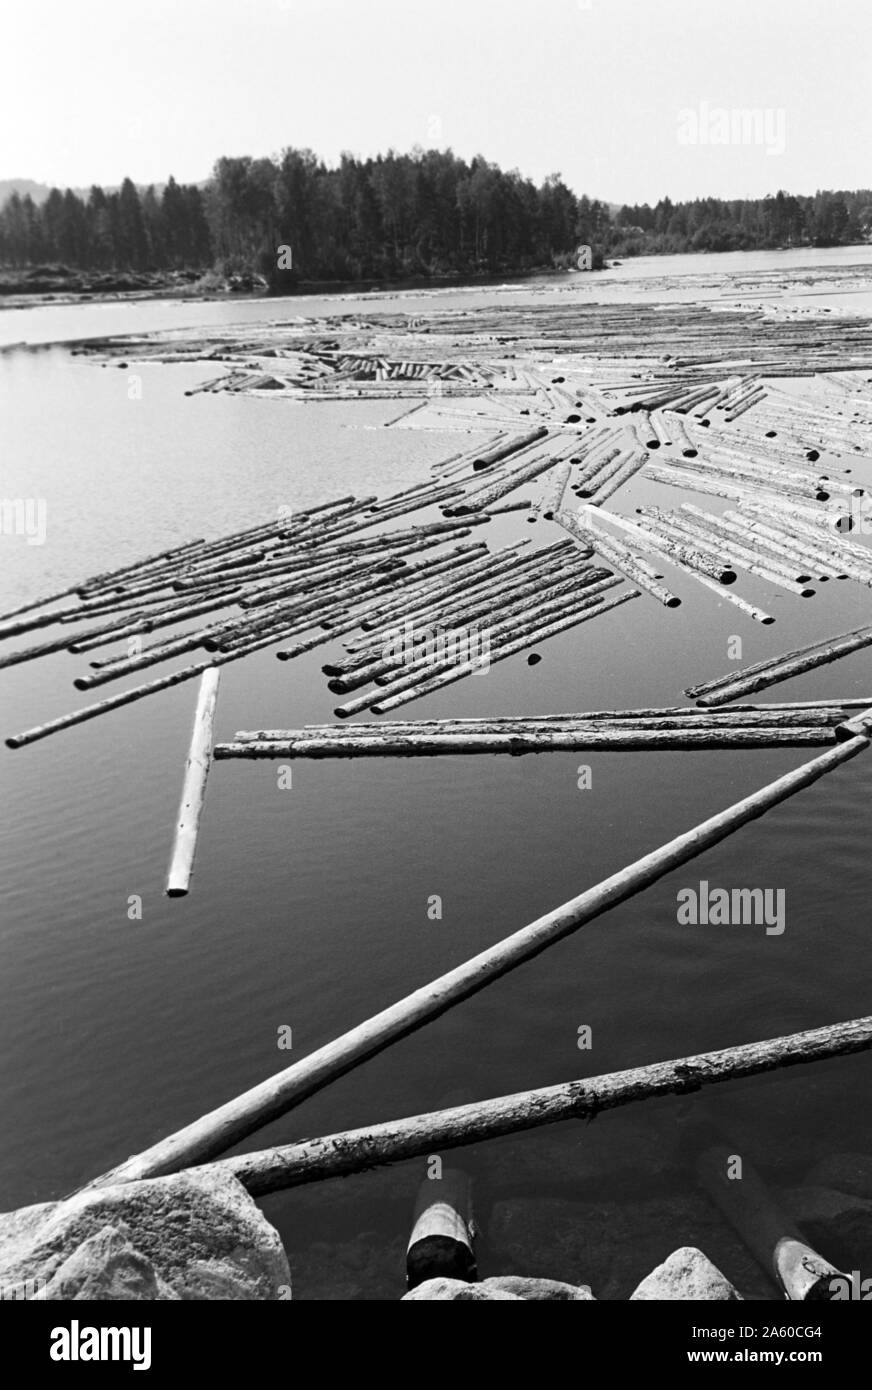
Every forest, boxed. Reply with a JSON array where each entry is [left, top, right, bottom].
[[0, 147, 870, 289]]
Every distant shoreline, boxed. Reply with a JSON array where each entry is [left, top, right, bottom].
[[1, 241, 871, 314]]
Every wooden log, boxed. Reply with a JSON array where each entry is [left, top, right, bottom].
[[215, 727, 835, 758], [588, 508, 737, 585], [697, 1141, 843, 1300], [350, 539, 542, 639], [204, 1014, 872, 1194], [717, 510, 845, 581], [557, 508, 681, 608], [694, 627, 872, 707], [639, 505, 819, 589], [5, 623, 292, 750], [542, 462, 571, 520], [232, 704, 869, 741], [165, 670, 221, 897], [587, 450, 649, 506], [329, 558, 600, 693], [685, 625, 872, 701], [671, 506, 818, 597], [369, 588, 639, 714], [335, 580, 626, 718], [574, 443, 629, 497], [406, 1169, 477, 1288], [444, 453, 560, 515], [739, 501, 872, 578], [471, 426, 548, 470]]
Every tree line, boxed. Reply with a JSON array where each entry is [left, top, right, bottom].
[[0, 148, 869, 287]]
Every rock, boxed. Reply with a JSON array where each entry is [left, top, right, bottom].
[[630, 1247, 742, 1300], [0, 1169, 290, 1300], [480, 1275, 595, 1300], [804, 1153, 872, 1201], [786, 1186, 872, 1272], [403, 1277, 522, 1301]]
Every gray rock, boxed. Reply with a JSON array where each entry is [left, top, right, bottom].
[[630, 1246, 742, 1300], [403, 1277, 522, 1300], [480, 1275, 595, 1300], [0, 1169, 290, 1300]]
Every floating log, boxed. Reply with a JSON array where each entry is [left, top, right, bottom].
[[542, 462, 571, 519], [688, 624, 872, 707], [216, 727, 835, 758], [97, 1006, 872, 1195], [471, 425, 548, 471], [6, 624, 290, 749], [444, 452, 560, 515], [165, 670, 222, 897], [589, 507, 737, 585], [557, 508, 681, 608], [365, 586, 635, 717]]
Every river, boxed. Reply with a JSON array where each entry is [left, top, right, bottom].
[[2, 247, 871, 1298]]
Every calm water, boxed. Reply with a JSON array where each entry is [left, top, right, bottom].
[[2, 248, 872, 1299]]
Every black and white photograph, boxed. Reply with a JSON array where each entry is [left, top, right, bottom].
[[2, 0, 872, 1355]]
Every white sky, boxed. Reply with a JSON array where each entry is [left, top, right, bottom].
[[2, 0, 870, 204]]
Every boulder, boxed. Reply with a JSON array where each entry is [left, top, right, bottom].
[[630, 1247, 742, 1300], [480, 1275, 595, 1301], [403, 1277, 522, 1301], [0, 1168, 290, 1300]]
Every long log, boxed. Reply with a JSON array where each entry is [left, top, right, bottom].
[[695, 630, 872, 707], [215, 727, 835, 758], [165, 670, 221, 897], [685, 629, 869, 701], [204, 1015, 872, 1194]]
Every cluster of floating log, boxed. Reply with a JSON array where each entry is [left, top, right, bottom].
[[2, 429, 648, 745], [214, 700, 872, 760], [82, 298, 872, 416]]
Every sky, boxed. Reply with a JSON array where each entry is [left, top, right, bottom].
[[2, 0, 870, 205]]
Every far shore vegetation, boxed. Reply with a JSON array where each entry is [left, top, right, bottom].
[[1, 148, 870, 296]]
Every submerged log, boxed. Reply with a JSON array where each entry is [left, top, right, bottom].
[[697, 1141, 843, 1300]]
